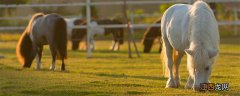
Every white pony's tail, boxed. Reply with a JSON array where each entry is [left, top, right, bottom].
[[161, 41, 169, 78], [161, 41, 178, 78]]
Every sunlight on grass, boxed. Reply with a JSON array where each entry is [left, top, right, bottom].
[[0, 36, 239, 95]]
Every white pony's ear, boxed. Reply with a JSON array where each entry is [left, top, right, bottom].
[[185, 49, 193, 56], [209, 49, 218, 58]]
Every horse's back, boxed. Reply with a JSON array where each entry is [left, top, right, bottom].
[[161, 4, 192, 51], [31, 14, 66, 45], [161, 1, 219, 51]]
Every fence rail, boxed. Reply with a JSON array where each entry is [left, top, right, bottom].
[[0, 0, 239, 57], [0, 0, 239, 8], [1, 21, 239, 31]]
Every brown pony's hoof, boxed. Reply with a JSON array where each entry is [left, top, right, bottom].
[[61, 65, 65, 71], [61, 68, 65, 71]]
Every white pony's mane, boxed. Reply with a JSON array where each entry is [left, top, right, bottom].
[[189, 1, 219, 66]]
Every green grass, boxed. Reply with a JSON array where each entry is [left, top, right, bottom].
[[0, 36, 240, 95]]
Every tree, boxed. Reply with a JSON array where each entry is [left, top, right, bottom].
[[0, 0, 28, 4], [81, 5, 98, 19], [0, 0, 29, 26]]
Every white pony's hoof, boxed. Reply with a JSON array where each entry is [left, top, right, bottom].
[[36, 67, 41, 70], [185, 83, 193, 89], [175, 80, 181, 87], [165, 79, 177, 88], [36, 65, 41, 70], [50, 67, 56, 71], [185, 85, 192, 89]]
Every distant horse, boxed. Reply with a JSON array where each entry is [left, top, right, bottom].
[[161, 1, 219, 90], [16, 13, 67, 71], [142, 18, 162, 53], [71, 19, 124, 51], [65, 17, 83, 39]]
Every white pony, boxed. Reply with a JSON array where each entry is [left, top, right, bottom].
[[89, 21, 105, 50], [161, 1, 219, 90], [64, 17, 82, 39]]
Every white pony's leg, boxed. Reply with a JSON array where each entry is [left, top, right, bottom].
[[92, 39, 95, 50], [164, 38, 176, 88], [110, 41, 116, 51], [173, 51, 184, 87], [114, 42, 119, 51], [89, 35, 95, 50], [185, 76, 194, 89], [50, 60, 56, 71]]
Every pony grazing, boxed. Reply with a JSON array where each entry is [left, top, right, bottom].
[[16, 13, 67, 71], [71, 19, 124, 51], [142, 18, 162, 53], [161, 1, 219, 91], [64, 17, 83, 39]]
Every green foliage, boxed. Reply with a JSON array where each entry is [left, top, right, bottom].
[[0, 0, 28, 4], [159, 4, 174, 13], [0, 0, 29, 26]]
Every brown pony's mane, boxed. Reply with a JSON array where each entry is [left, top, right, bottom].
[[25, 13, 44, 34], [16, 13, 44, 67]]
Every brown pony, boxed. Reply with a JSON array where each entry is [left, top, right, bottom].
[[16, 13, 67, 71], [142, 18, 162, 53], [71, 19, 124, 51]]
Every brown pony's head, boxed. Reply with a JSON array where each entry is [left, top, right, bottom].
[[142, 18, 161, 53], [71, 21, 87, 50], [16, 13, 44, 68]]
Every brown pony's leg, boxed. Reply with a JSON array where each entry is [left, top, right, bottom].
[[111, 32, 118, 51], [49, 46, 56, 71], [61, 58, 65, 71], [36, 46, 43, 70]]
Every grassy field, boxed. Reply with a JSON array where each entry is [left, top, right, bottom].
[[0, 35, 240, 95]]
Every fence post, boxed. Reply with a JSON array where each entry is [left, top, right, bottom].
[[234, 8, 238, 35], [86, 0, 92, 58]]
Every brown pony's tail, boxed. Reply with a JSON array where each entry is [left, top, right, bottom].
[[16, 31, 36, 68], [54, 17, 67, 60]]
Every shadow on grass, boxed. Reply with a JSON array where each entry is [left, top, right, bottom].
[[220, 36, 240, 45], [127, 91, 148, 95], [0, 63, 18, 70], [80, 72, 166, 81], [70, 49, 128, 54], [20, 90, 115, 96], [0, 47, 16, 54], [220, 52, 240, 57]]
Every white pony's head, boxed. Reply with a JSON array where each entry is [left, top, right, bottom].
[[185, 46, 218, 90], [185, 0, 219, 91]]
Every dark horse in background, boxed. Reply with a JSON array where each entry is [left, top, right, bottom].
[[142, 18, 162, 53], [16, 13, 67, 71], [71, 19, 124, 51]]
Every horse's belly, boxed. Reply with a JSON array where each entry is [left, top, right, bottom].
[[168, 30, 186, 52], [166, 6, 191, 52], [30, 31, 48, 45]]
